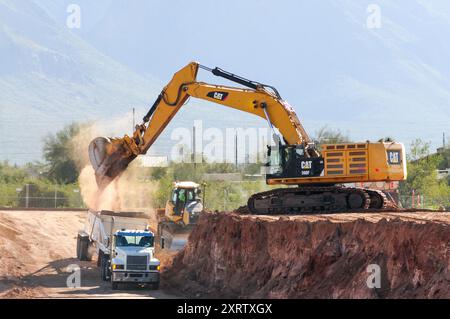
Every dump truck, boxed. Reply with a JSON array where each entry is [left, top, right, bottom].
[[76, 210, 161, 290]]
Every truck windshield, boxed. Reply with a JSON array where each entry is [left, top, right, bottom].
[[116, 235, 154, 248]]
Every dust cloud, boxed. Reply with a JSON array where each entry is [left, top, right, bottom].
[[71, 119, 157, 214], [78, 164, 156, 212]]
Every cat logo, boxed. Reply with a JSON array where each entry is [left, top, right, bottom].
[[301, 161, 312, 170], [207, 91, 229, 101], [387, 150, 401, 165]]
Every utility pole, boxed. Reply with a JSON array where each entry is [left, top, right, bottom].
[[132, 107, 135, 131], [54, 185, 58, 208], [193, 125, 196, 169], [444, 132, 446, 149], [223, 188, 228, 211], [235, 132, 238, 168], [25, 184, 29, 208], [202, 183, 207, 211]]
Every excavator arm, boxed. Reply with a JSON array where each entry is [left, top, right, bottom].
[[89, 62, 316, 188]]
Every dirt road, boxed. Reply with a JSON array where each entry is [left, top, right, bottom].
[[0, 210, 177, 299]]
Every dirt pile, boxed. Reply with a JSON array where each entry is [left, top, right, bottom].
[[0, 210, 86, 298], [163, 211, 450, 298], [0, 210, 175, 298]]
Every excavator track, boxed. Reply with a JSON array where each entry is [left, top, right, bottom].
[[247, 186, 394, 215], [365, 189, 388, 209]]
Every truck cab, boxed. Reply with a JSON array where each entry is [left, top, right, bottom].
[[77, 210, 161, 290], [110, 229, 160, 289]]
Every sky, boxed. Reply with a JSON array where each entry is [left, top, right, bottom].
[[1, 0, 449, 164]]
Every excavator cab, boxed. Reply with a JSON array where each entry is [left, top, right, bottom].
[[266, 144, 325, 180]]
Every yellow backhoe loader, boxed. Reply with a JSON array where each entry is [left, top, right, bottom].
[[156, 181, 203, 249], [89, 62, 406, 215]]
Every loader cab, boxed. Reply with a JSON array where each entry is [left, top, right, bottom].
[[168, 182, 203, 221], [266, 144, 325, 179]]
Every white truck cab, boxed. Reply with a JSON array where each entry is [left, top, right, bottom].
[[77, 210, 161, 290], [110, 229, 160, 289]]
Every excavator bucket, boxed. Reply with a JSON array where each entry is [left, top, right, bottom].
[[88, 137, 136, 189]]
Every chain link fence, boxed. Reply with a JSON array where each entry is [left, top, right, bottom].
[[0, 184, 85, 209], [399, 194, 450, 210], [2, 184, 448, 211]]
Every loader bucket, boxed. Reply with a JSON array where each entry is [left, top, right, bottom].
[[88, 137, 136, 189], [158, 223, 192, 251]]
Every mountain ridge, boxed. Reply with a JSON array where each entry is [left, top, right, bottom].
[[1, 0, 449, 164]]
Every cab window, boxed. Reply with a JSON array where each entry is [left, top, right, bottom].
[[171, 189, 178, 203]]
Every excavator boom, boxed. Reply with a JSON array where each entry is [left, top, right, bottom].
[[89, 62, 315, 187]]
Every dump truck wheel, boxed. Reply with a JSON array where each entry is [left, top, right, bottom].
[[85, 242, 93, 262], [97, 251, 102, 267], [148, 281, 159, 290], [77, 233, 90, 261], [100, 257, 106, 281], [79, 240, 88, 261], [100, 255, 110, 281], [76, 235, 81, 259], [112, 282, 119, 290]]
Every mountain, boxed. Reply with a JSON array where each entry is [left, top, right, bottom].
[[2, 0, 450, 165], [0, 0, 271, 165], [0, 0, 161, 163], [40, 0, 450, 149]]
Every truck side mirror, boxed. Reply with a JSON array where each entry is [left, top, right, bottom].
[[160, 237, 165, 249]]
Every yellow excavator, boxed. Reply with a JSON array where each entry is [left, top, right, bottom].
[[89, 61, 406, 214]]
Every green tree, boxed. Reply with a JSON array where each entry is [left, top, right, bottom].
[[43, 123, 83, 184], [438, 144, 450, 170], [314, 126, 350, 145], [399, 139, 450, 208], [0, 161, 26, 183]]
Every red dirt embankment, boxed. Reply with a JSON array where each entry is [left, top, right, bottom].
[[163, 212, 450, 298]]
